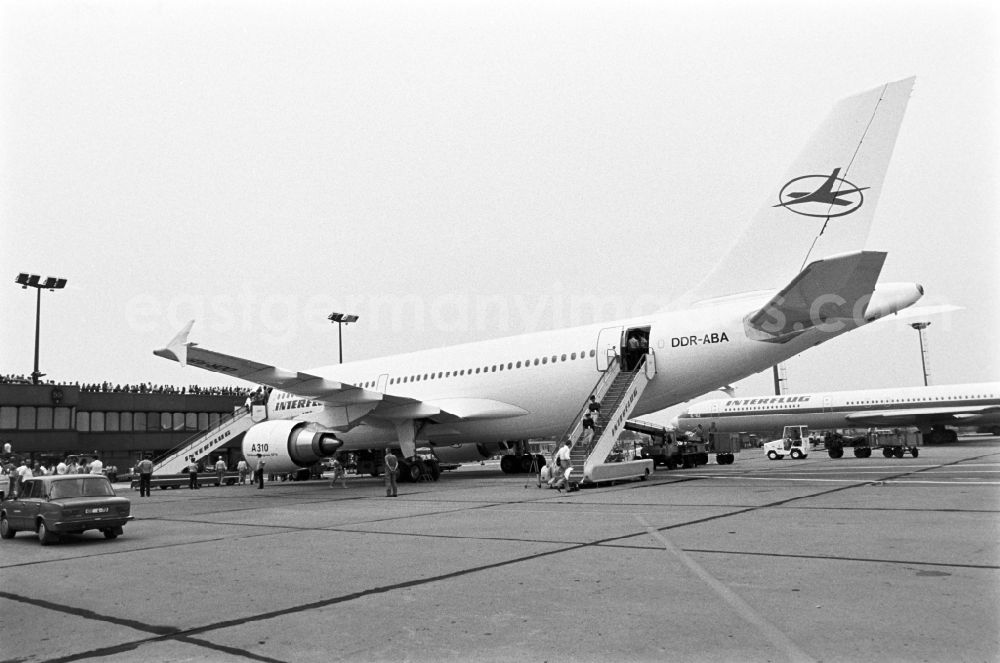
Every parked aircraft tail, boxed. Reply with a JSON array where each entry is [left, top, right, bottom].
[[687, 77, 915, 304]]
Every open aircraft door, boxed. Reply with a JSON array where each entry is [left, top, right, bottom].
[[376, 374, 389, 392], [596, 326, 623, 371]]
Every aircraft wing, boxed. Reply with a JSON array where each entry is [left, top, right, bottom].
[[745, 250, 887, 342], [845, 405, 1000, 426], [153, 321, 526, 422]]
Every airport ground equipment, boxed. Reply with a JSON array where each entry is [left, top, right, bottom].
[[130, 471, 243, 490], [826, 428, 920, 458], [353, 448, 441, 482], [627, 419, 683, 468], [498, 439, 548, 475], [707, 432, 740, 465], [563, 353, 656, 488], [626, 419, 736, 467], [153, 409, 257, 474], [763, 425, 811, 460]]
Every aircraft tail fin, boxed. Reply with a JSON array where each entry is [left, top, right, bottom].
[[686, 77, 914, 305]]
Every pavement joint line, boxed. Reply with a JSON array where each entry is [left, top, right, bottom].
[[636, 514, 817, 663]]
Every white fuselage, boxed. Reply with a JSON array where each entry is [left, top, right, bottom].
[[676, 382, 1000, 436], [264, 294, 876, 451]]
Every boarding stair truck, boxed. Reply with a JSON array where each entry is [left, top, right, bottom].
[[561, 352, 656, 489], [144, 406, 263, 487], [763, 425, 810, 460], [827, 427, 920, 458]]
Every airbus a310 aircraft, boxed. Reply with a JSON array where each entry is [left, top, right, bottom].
[[156, 78, 923, 478]]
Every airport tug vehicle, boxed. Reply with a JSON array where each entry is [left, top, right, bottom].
[[763, 425, 811, 460]]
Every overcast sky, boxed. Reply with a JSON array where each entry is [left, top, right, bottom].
[[2, 1, 997, 416]]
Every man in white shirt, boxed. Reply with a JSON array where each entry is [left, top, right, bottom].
[[89, 455, 104, 476], [554, 440, 573, 493], [15, 460, 33, 498], [214, 457, 227, 485], [55, 458, 68, 475]]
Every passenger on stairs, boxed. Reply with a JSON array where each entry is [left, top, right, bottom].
[[626, 334, 641, 370], [587, 395, 601, 425], [581, 412, 596, 447]]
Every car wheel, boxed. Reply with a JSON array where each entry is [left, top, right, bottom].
[[0, 516, 15, 539], [790, 449, 802, 459], [767, 451, 779, 460], [910, 448, 919, 458], [103, 529, 119, 540], [38, 521, 58, 546]]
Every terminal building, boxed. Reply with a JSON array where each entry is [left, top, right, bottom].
[[0, 382, 247, 472]]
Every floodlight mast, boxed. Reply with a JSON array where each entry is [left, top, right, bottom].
[[327, 312, 359, 364], [910, 322, 931, 387], [15, 273, 68, 384]]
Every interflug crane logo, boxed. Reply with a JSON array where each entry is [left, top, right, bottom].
[[774, 167, 868, 218]]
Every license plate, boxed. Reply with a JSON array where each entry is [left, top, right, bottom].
[[85, 507, 109, 514]]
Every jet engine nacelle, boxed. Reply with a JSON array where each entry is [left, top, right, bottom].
[[243, 420, 342, 474]]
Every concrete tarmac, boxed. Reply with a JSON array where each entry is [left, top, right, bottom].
[[1, 438, 998, 663]]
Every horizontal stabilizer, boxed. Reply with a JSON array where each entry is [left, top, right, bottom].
[[745, 251, 887, 342]]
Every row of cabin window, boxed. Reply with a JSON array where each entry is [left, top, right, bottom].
[[0, 406, 224, 433], [845, 395, 995, 405], [359, 349, 598, 389], [725, 393, 998, 411]]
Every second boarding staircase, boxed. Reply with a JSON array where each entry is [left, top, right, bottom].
[[560, 350, 656, 486], [154, 409, 258, 474]]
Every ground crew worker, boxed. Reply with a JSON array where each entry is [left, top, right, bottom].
[[137, 454, 154, 497], [384, 449, 398, 497], [187, 458, 200, 489], [214, 456, 227, 485], [329, 456, 347, 488], [255, 454, 266, 489]]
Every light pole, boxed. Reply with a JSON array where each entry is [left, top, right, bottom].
[[910, 322, 931, 386], [327, 312, 359, 364], [15, 273, 68, 384]]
